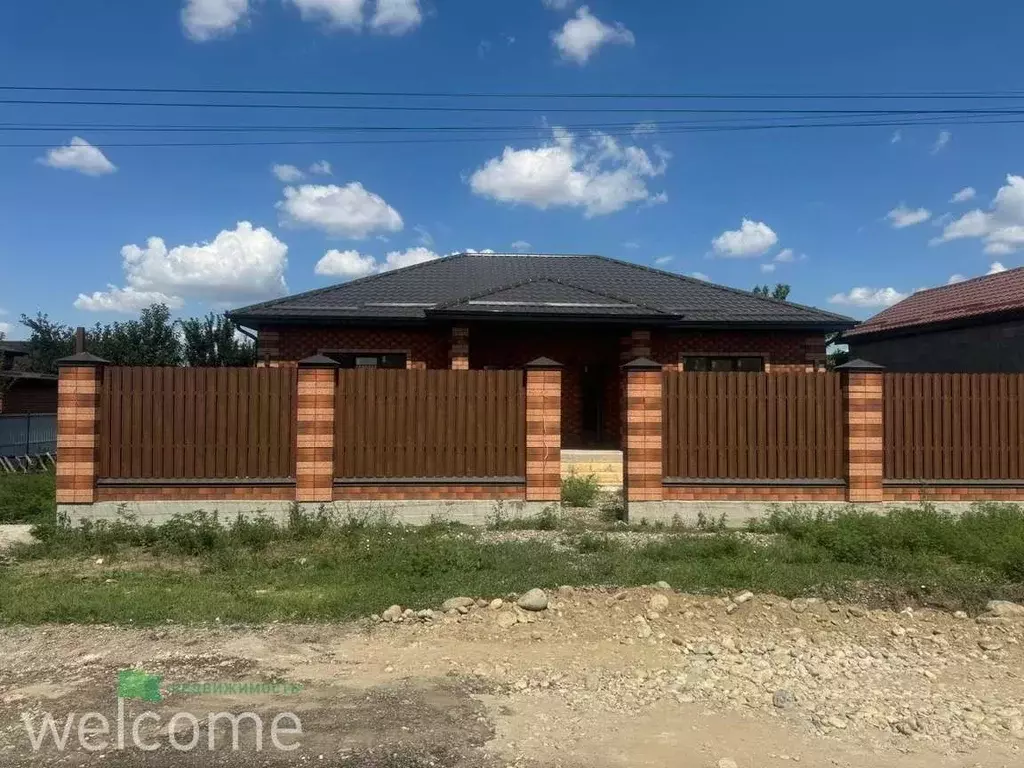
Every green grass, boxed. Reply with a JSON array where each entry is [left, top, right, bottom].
[[0, 504, 1022, 624], [0, 470, 56, 525]]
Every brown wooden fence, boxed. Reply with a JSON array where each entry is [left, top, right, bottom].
[[663, 372, 844, 480], [884, 373, 1024, 480], [98, 367, 297, 479], [334, 369, 525, 479]]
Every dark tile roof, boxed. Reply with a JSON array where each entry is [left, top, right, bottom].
[[846, 266, 1024, 339], [230, 253, 854, 329], [0, 340, 29, 355]]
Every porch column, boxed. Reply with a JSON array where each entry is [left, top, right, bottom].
[[56, 351, 108, 505], [525, 357, 562, 502], [838, 359, 885, 502], [296, 354, 339, 503], [622, 358, 663, 502], [450, 326, 469, 370]]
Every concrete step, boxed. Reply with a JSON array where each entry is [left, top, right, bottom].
[[561, 449, 623, 489]]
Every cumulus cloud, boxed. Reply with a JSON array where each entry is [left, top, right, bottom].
[[773, 248, 795, 263], [285, 0, 365, 29], [931, 130, 951, 155], [711, 219, 778, 258], [370, 0, 422, 34], [510, 240, 532, 251], [542, 0, 574, 9], [947, 274, 966, 285], [932, 175, 1024, 255], [181, 0, 249, 41], [277, 182, 404, 238], [654, 255, 672, 265], [0, 322, 10, 336], [828, 287, 908, 308], [690, 271, 710, 281], [468, 127, 668, 217], [38, 137, 116, 176], [315, 246, 439, 279], [272, 164, 305, 183], [552, 6, 634, 64], [989, 261, 1007, 274], [75, 286, 185, 313], [951, 186, 976, 203], [308, 160, 332, 175], [886, 204, 931, 229], [76, 222, 288, 311]]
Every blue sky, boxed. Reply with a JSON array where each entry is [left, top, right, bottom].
[[2, 0, 1023, 337]]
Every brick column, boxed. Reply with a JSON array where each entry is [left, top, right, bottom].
[[56, 352, 108, 505], [525, 357, 562, 502], [295, 354, 339, 503], [838, 359, 885, 502], [622, 358, 664, 502], [450, 326, 469, 370]]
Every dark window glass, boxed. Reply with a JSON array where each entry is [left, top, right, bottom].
[[736, 357, 764, 372], [335, 353, 407, 369], [682, 356, 709, 372], [682, 356, 764, 372]]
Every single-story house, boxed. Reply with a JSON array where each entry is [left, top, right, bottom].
[[845, 266, 1024, 372], [229, 253, 855, 449], [0, 341, 58, 415]]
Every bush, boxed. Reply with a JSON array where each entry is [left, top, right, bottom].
[[561, 473, 600, 508], [0, 471, 56, 525]]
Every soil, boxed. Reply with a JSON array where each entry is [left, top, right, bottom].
[[0, 587, 1021, 767]]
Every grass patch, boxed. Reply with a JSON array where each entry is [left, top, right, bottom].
[[0, 470, 56, 525], [1, 504, 1023, 624], [560, 473, 600, 508]]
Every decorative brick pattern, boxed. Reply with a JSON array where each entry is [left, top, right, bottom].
[[525, 362, 562, 501], [844, 370, 884, 502], [296, 366, 336, 502], [652, 330, 826, 372], [450, 326, 469, 370], [664, 485, 846, 502], [56, 363, 102, 504], [96, 486, 295, 502], [623, 361, 663, 502], [334, 484, 525, 501], [883, 486, 1024, 502]]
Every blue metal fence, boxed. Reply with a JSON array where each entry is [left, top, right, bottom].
[[0, 413, 57, 457]]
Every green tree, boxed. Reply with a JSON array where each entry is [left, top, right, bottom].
[[18, 314, 74, 374], [752, 283, 792, 301], [179, 312, 255, 367], [88, 304, 182, 366]]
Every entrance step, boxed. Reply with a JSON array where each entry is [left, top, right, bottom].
[[561, 449, 623, 490]]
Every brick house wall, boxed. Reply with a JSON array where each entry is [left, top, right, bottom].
[[0, 378, 58, 414], [258, 325, 449, 370]]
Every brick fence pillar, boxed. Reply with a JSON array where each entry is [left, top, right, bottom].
[[56, 352, 108, 505], [525, 357, 562, 502], [838, 359, 885, 502], [622, 358, 664, 502], [296, 354, 339, 503], [450, 326, 470, 370]]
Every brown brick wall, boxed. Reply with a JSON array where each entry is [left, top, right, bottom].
[[845, 371, 884, 502], [95, 485, 295, 502], [525, 365, 562, 501], [883, 486, 1024, 502], [623, 366, 663, 501], [333, 484, 525, 501], [260, 325, 449, 370], [663, 485, 846, 502], [651, 329, 826, 372]]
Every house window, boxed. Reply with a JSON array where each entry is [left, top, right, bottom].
[[682, 356, 764, 373], [335, 352, 407, 369]]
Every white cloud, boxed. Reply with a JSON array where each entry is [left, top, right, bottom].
[[510, 240, 532, 251], [951, 186, 976, 203], [0, 322, 10, 336], [773, 248, 795, 263], [277, 182, 403, 238], [947, 274, 966, 285], [38, 137, 116, 176], [272, 164, 305, 183], [931, 130, 952, 155], [74, 286, 185, 313], [654, 255, 672, 265], [285, 0, 365, 29], [468, 127, 668, 217], [989, 261, 1007, 275], [690, 271, 710, 281], [890, 130, 902, 144], [886, 204, 931, 229], [181, 0, 249, 41], [932, 175, 1024, 255], [711, 219, 778, 258], [760, 263, 776, 274], [542, 0, 574, 9], [309, 160, 332, 175], [370, 0, 422, 34], [828, 287, 908, 308], [623, 241, 640, 249], [552, 6, 634, 64], [632, 122, 657, 136], [77, 222, 288, 310], [315, 246, 439, 279]]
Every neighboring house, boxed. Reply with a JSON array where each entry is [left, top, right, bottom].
[[845, 267, 1024, 372], [1, 341, 58, 415], [0, 339, 29, 370], [229, 253, 854, 449]]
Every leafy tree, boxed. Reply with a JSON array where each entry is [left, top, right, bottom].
[[18, 314, 75, 374], [180, 312, 255, 367], [752, 283, 792, 301]]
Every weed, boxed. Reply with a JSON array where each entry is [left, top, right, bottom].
[[561, 473, 600, 508]]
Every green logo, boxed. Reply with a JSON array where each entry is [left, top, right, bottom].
[[117, 670, 163, 702]]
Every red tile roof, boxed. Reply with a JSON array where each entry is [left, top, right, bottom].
[[846, 266, 1024, 338]]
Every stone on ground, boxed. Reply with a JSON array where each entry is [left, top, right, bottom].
[[517, 588, 549, 612], [442, 597, 477, 612]]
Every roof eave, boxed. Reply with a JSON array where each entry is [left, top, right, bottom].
[[844, 306, 1024, 343]]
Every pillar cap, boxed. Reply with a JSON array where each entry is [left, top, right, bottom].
[[835, 358, 885, 372], [297, 354, 340, 368], [57, 351, 109, 367], [622, 357, 662, 371], [525, 356, 562, 370]]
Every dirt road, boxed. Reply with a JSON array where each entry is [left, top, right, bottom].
[[1, 587, 1021, 767]]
